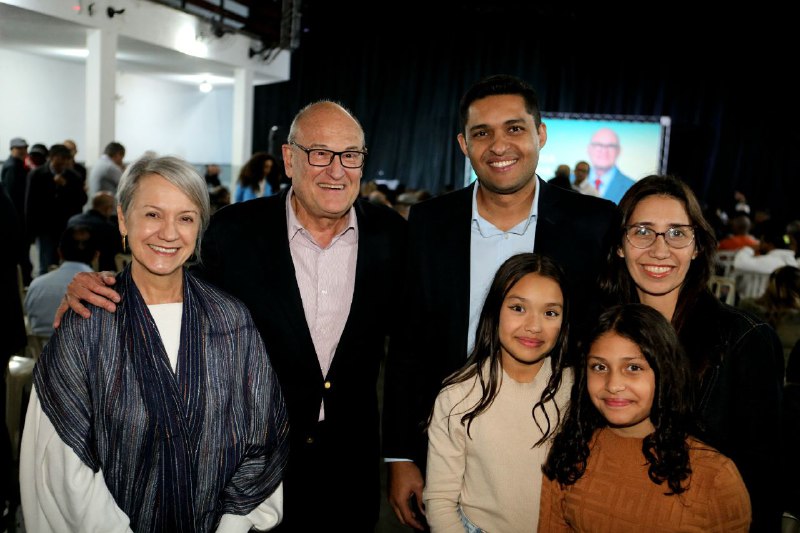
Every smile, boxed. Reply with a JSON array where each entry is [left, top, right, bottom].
[[319, 183, 345, 190], [642, 265, 674, 276], [603, 398, 633, 407], [516, 337, 544, 348], [489, 159, 517, 169], [148, 244, 179, 254]]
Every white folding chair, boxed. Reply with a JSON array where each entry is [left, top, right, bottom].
[[709, 275, 737, 306], [736, 271, 771, 299], [715, 250, 738, 277]]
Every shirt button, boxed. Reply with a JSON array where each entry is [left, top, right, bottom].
[[321, 289, 328, 295], [504, 234, 509, 240], [324, 381, 331, 389]]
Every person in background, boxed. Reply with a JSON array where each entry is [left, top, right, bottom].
[[540, 304, 751, 531], [739, 265, 800, 363], [204, 163, 222, 188], [600, 174, 783, 531], [548, 164, 571, 191], [21, 155, 289, 532], [234, 152, 277, 202], [394, 191, 420, 219], [24, 225, 97, 338], [718, 213, 759, 251], [209, 185, 231, 215], [2, 137, 29, 220], [26, 143, 48, 170], [570, 160, 597, 197], [2, 136, 33, 285], [67, 191, 121, 273], [24, 143, 87, 275], [88, 142, 126, 197], [424, 254, 573, 532], [62, 139, 87, 181], [733, 218, 798, 275]]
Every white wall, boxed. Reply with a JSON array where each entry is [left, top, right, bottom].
[[117, 72, 232, 164], [0, 47, 233, 166], [0, 48, 86, 148]]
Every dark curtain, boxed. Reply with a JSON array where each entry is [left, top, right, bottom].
[[253, 3, 798, 221]]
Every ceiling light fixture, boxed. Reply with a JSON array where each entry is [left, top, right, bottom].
[[199, 80, 213, 93]]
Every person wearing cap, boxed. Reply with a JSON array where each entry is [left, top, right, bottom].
[[2, 137, 34, 284], [26, 143, 49, 170], [2, 137, 29, 213]]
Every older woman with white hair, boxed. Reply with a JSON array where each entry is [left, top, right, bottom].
[[20, 155, 289, 532]]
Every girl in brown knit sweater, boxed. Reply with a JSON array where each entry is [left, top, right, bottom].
[[539, 304, 751, 532]]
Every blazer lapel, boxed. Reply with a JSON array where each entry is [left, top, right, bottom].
[[436, 185, 473, 360], [260, 191, 318, 359], [331, 200, 372, 365], [534, 177, 568, 256]]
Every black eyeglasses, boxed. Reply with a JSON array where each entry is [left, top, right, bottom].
[[624, 225, 696, 249], [290, 141, 367, 169]]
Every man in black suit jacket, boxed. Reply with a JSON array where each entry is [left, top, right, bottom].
[[1, 137, 33, 285], [24, 144, 86, 275], [548, 163, 572, 190], [58, 101, 406, 532], [383, 75, 618, 529]]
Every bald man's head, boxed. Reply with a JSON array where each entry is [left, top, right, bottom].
[[588, 128, 621, 174]]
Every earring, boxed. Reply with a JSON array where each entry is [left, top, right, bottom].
[[121, 234, 128, 253]]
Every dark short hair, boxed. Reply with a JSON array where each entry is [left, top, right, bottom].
[[48, 144, 71, 160], [104, 142, 126, 157], [459, 74, 542, 132], [59, 225, 97, 265]]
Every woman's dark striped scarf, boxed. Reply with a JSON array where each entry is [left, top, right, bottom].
[[34, 267, 289, 532]]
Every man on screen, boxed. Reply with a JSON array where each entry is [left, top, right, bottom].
[[586, 127, 635, 203]]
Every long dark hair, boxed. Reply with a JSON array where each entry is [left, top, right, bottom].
[[600, 175, 717, 333], [542, 303, 695, 495], [237, 152, 277, 192], [436, 253, 570, 446]]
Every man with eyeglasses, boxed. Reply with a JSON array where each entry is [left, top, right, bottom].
[[55, 100, 407, 532], [383, 75, 619, 530], [587, 127, 635, 204]]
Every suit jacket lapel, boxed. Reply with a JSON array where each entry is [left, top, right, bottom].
[[445, 185, 473, 359], [534, 177, 567, 256], [261, 191, 318, 361], [331, 200, 372, 369]]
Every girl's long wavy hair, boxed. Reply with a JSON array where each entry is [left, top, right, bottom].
[[435, 253, 571, 446], [542, 303, 696, 495], [599, 175, 717, 335]]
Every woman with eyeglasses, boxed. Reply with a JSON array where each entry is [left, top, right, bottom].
[[600, 175, 784, 532]]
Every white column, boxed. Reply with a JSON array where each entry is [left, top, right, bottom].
[[231, 67, 254, 180], [85, 28, 118, 167]]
